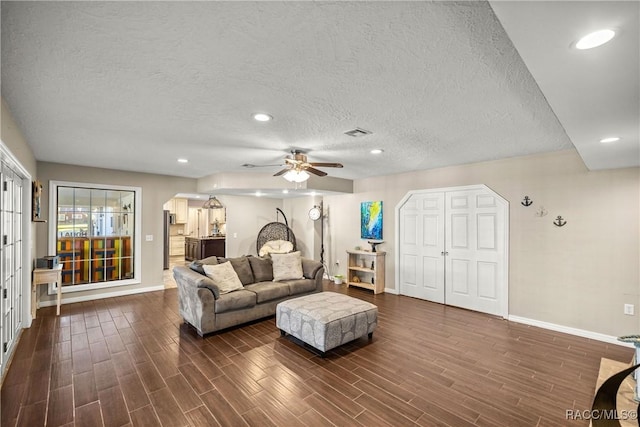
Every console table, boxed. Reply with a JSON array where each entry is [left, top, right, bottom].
[[32, 264, 63, 318]]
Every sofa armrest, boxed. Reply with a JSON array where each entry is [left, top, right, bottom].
[[301, 258, 324, 292], [173, 266, 219, 336], [301, 258, 323, 280], [173, 266, 220, 299]]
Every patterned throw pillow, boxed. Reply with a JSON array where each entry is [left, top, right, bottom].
[[202, 262, 244, 294], [271, 251, 304, 281]]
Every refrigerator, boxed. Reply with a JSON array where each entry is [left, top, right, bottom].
[[163, 210, 170, 270]]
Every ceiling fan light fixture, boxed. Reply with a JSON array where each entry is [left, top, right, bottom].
[[575, 29, 616, 50], [202, 195, 224, 209], [283, 169, 310, 183]]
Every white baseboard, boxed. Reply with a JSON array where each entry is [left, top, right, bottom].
[[508, 315, 634, 348], [38, 285, 165, 308], [384, 287, 399, 295]]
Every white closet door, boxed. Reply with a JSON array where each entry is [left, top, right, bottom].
[[397, 185, 508, 318], [399, 193, 445, 302], [445, 189, 506, 316]]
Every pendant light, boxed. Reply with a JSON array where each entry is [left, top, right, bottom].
[[202, 195, 224, 209]]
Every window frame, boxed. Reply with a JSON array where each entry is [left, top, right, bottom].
[[48, 180, 142, 293]]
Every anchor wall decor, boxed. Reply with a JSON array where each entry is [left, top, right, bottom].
[[553, 216, 567, 227], [535, 206, 548, 217], [521, 196, 533, 207]]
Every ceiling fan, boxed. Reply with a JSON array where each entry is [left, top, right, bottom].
[[273, 151, 343, 182]]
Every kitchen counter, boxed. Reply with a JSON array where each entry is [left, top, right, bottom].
[[185, 236, 225, 261]]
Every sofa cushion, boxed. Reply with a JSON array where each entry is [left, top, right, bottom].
[[203, 262, 244, 294], [248, 256, 274, 282], [189, 255, 219, 275], [285, 278, 317, 295], [271, 251, 304, 281], [244, 282, 290, 303], [214, 289, 257, 314], [217, 256, 255, 286]]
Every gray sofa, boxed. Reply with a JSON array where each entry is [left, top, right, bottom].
[[173, 255, 324, 336]]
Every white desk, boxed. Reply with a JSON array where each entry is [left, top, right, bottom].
[[32, 264, 63, 317]]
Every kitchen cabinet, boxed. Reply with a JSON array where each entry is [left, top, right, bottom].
[[185, 237, 225, 261], [163, 198, 188, 224], [169, 235, 185, 256]]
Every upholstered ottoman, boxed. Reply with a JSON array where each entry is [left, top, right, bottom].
[[276, 292, 377, 355]]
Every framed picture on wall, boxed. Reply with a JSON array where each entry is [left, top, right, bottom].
[[360, 201, 383, 240], [32, 180, 44, 221]]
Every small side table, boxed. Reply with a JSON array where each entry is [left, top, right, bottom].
[[32, 264, 63, 318]]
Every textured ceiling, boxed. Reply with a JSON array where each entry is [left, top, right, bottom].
[[2, 1, 577, 182]]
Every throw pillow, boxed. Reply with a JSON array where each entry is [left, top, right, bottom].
[[248, 256, 274, 282], [202, 262, 244, 294], [271, 251, 304, 281], [189, 255, 218, 275], [216, 256, 254, 285]]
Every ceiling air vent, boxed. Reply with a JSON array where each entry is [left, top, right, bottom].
[[344, 128, 372, 137]]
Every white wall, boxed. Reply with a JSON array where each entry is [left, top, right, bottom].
[[323, 149, 640, 337], [223, 195, 284, 256]]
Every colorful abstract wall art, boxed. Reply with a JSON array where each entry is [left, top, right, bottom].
[[360, 201, 383, 240]]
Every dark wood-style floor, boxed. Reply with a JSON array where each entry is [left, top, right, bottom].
[[1, 281, 633, 427]]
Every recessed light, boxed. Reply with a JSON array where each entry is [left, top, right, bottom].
[[371, 149, 384, 154], [253, 113, 272, 122], [282, 189, 289, 194], [600, 137, 620, 143], [575, 29, 616, 50], [177, 158, 188, 163]]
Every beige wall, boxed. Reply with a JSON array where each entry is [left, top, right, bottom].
[[283, 196, 322, 260], [323, 149, 640, 337], [1, 98, 37, 175], [1, 97, 38, 286], [36, 162, 197, 304]]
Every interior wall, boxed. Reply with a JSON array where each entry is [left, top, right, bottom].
[[35, 161, 197, 304], [1, 98, 37, 175], [282, 196, 321, 260], [1, 98, 38, 262], [323, 149, 640, 337], [223, 195, 283, 257]]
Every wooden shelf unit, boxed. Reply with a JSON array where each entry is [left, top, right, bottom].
[[346, 250, 385, 294], [57, 236, 132, 285]]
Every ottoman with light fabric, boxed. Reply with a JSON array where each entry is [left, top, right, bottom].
[[276, 292, 378, 355]]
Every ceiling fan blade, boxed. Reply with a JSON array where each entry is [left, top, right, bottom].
[[242, 163, 282, 168], [273, 168, 290, 177], [305, 167, 328, 177], [309, 162, 344, 168]]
